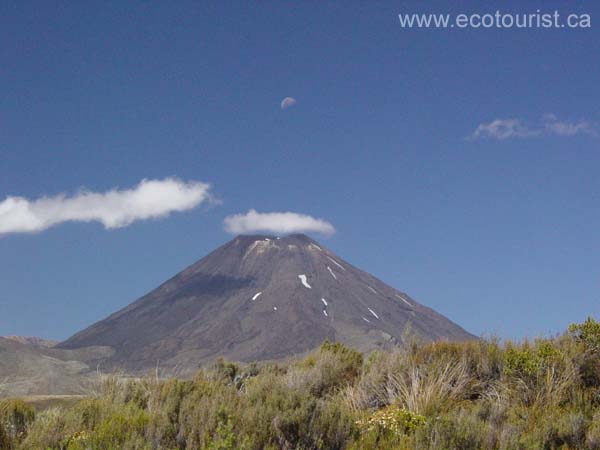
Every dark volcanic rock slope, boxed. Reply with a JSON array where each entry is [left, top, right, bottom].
[[59, 234, 474, 373]]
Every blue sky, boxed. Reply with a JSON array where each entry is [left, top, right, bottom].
[[1, 1, 599, 340]]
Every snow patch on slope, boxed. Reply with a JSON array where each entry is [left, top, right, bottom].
[[368, 308, 379, 319], [321, 298, 328, 306], [367, 285, 377, 294], [298, 274, 312, 289], [326, 256, 346, 271], [252, 292, 262, 301], [327, 266, 337, 280], [244, 240, 272, 258], [395, 294, 412, 307]]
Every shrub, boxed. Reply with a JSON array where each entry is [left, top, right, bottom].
[[569, 317, 600, 352], [425, 409, 494, 450], [0, 422, 10, 450], [0, 399, 35, 448], [503, 340, 561, 379], [145, 378, 194, 447], [587, 413, 600, 449], [515, 409, 586, 450], [177, 376, 242, 449], [357, 405, 425, 435], [76, 402, 149, 449], [387, 357, 471, 416], [318, 341, 363, 382], [503, 339, 575, 409], [569, 317, 600, 390], [350, 405, 425, 450], [18, 408, 65, 450]]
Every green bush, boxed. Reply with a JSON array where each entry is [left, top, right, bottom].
[[357, 404, 426, 435], [0, 399, 35, 449], [318, 341, 364, 383], [145, 378, 193, 448], [504, 340, 561, 380], [569, 317, 600, 352], [568, 317, 600, 390], [0, 422, 10, 450], [18, 407, 66, 450], [426, 410, 494, 450], [587, 413, 600, 449]]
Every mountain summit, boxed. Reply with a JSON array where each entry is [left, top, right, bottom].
[[59, 234, 474, 373]]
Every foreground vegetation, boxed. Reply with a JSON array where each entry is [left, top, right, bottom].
[[3, 318, 600, 449]]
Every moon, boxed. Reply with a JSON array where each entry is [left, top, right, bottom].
[[280, 97, 296, 110]]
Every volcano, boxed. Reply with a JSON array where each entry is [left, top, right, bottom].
[[59, 234, 474, 373]]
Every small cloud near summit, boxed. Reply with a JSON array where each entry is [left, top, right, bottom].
[[224, 209, 335, 236], [280, 97, 296, 110]]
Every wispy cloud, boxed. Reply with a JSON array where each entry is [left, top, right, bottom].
[[470, 115, 597, 140], [542, 114, 597, 137], [280, 97, 297, 110], [0, 178, 213, 235], [224, 209, 335, 236], [471, 119, 540, 140]]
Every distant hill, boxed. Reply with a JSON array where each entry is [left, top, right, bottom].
[[2, 335, 58, 348], [0, 337, 111, 398], [59, 234, 474, 374]]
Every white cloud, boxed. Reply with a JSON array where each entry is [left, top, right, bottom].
[[470, 115, 597, 140], [224, 209, 335, 236], [0, 178, 213, 235], [470, 119, 540, 140], [280, 97, 297, 110], [542, 114, 597, 137]]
